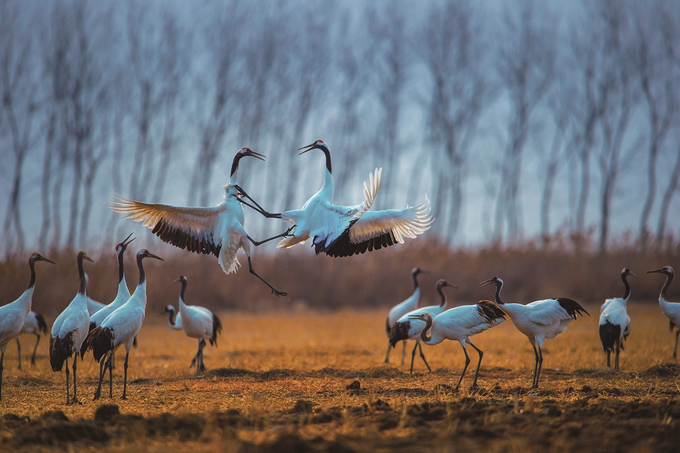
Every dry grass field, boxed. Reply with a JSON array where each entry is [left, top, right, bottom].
[[1, 303, 680, 452]]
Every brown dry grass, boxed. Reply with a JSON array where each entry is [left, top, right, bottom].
[[1, 303, 680, 452]]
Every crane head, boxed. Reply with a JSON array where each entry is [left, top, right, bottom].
[[29, 253, 55, 265], [621, 268, 636, 277], [77, 251, 94, 264], [298, 139, 328, 155], [138, 249, 164, 261], [408, 313, 433, 323], [647, 266, 674, 276], [480, 276, 503, 288], [159, 305, 175, 315], [115, 232, 136, 254], [412, 267, 429, 275], [230, 147, 265, 185], [436, 279, 458, 290], [173, 275, 188, 284]]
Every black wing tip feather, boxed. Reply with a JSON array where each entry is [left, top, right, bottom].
[[477, 301, 506, 323], [557, 298, 589, 319], [86, 326, 114, 363], [35, 313, 48, 334], [210, 313, 223, 347], [321, 230, 396, 258], [389, 320, 411, 347], [385, 317, 391, 336], [49, 334, 73, 372], [152, 218, 221, 257], [599, 321, 621, 352], [670, 319, 676, 332]]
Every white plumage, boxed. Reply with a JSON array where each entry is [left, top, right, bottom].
[[409, 297, 505, 391], [110, 148, 288, 296], [481, 276, 588, 389], [384, 268, 428, 365], [599, 268, 634, 370], [647, 266, 680, 359], [15, 311, 49, 369], [162, 305, 183, 330], [87, 249, 163, 400], [50, 251, 93, 404], [84, 274, 106, 315], [164, 275, 222, 374], [389, 279, 458, 374], [0, 253, 53, 400], [274, 140, 433, 257]]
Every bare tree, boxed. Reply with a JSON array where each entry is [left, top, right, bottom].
[[493, 0, 556, 243], [421, 0, 492, 243], [0, 0, 41, 256]]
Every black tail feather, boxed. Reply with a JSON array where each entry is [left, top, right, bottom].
[[35, 313, 48, 334], [210, 313, 223, 347], [85, 327, 114, 363], [557, 298, 589, 319], [389, 320, 411, 348], [477, 300, 506, 323], [385, 317, 391, 336], [599, 321, 621, 352], [49, 333, 74, 372]]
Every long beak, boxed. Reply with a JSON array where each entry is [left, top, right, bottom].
[[447, 283, 460, 289], [480, 278, 495, 287], [419, 269, 430, 275], [121, 232, 136, 247], [647, 268, 664, 274], [158, 309, 168, 315], [246, 150, 266, 161], [173, 277, 182, 283], [83, 254, 94, 263], [629, 271, 637, 277], [408, 315, 425, 321], [298, 142, 316, 155], [148, 252, 164, 261], [41, 256, 56, 265]]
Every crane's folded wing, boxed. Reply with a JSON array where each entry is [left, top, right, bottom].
[[109, 196, 224, 256]]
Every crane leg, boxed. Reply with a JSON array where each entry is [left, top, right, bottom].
[[200, 339, 206, 373], [0, 351, 4, 400], [530, 344, 540, 389], [401, 341, 407, 366], [15, 338, 21, 370], [247, 256, 287, 297], [94, 355, 108, 400], [418, 343, 432, 373], [455, 346, 471, 391], [532, 346, 544, 389], [384, 342, 391, 363], [31, 333, 40, 365], [108, 354, 113, 397], [674, 330, 679, 360], [234, 186, 282, 218], [65, 357, 70, 405], [409, 342, 418, 374], [467, 340, 484, 389], [122, 352, 129, 400], [247, 228, 293, 247], [72, 354, 79, 404], [606, 350, 611, 368], [615, 343, 620, 371]]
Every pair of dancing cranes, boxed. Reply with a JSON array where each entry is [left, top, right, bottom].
[[385, 265, 680, 390]]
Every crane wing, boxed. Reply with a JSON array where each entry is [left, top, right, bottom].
[[109, 196, 225, 256], [324, 196, 433, 258], [525, 299, 579, 326]]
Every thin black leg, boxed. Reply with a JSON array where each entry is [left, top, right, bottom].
[[94, 354, 108, 400], [247, 256, 287, 297], [31, 334, 40, 365], [122, 351, 129, 400], [606, 350, 611, 368], [455, 345, 471, 391], [15, 338, 21, 370], [531, 344, 540, 388], [401, 341, 407, 366], [247, 227, 293, 247], [72, 354, 79, 403], [467, 340, 484, 388], [674, 330, 679, 360], [615, 343, 620, 371], [409, 342, 418, 374], [108, 354, 113, 397], [65, 357, 70, 405], [534, 346, 544, 389], [199, 339, 206, 373], [234, 186, 282, 218], [418, 343, 432, 373], [384, 341, 391, 363], [0, 351, 4, 400]]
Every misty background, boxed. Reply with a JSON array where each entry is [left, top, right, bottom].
[[2, 0, 680, 260]]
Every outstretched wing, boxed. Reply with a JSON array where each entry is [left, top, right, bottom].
[[109, 196, 225, 256], [324, 196, 433, 258]]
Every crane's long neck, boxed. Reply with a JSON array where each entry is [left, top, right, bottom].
[[78, 256, 87, 296], [137, 255, 147, 287], [319, 167, 334, 201], [437, 286, 448, 309], [659, 273, 673, 302], [118, 249, 126, 285], [28, 257, 37, 290], [420, 316, 433, 343], [167, 307, 178, 326], [178, 280, 187, 310], [412, 272, 420, 291], [621, 273, 631, 301], [494, 282, 505, 305]]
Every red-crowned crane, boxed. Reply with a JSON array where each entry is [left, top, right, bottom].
[[110, 148, 288, 296], [384, 268, 428, 365], [0, 253, 54, 400], [161, 305, 183, 330], [265, 140, 433, 257], [599, 268, 635, 370], [647, 266, 680, 359], [15, 311, 49, 369], [481, 276, 588, 389], [88, 233, 135, 388], [50, 251, 93, 404], [409, 298, 505, 391], [86, 249, 163, 400], [164, 276, 222, 374], [389, 280, 457, 374]]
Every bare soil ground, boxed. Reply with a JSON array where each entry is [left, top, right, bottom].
[[1, 305, 679, 452]]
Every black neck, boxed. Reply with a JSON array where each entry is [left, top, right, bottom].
[[117, 249, 125, 284], [179, 279, 187, 301], [28, 257, 37, 290], [661, 272, 674, 300], [421, 316, 433, 343], [494, 282, 505, 305], [167, 308, 177, 326], [137, 254, 146, 286], [436, 285, 447, 307], [621, 273, 631, 299], [78, 257, 87, 295], [412, 272, 420, 291], [230, 154, 244, 179], [321, 148, 332, 173]]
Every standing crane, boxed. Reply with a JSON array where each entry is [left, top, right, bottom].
[[0, 253, 54, 400], [86, 249, 163, 400], [15, 311, 49, 369], [481, 276, 588, 389], [409, 297, 505, 391], [110, 148, 288, 296], [647, 266, 680, 359], [50, 251, 93, 404], [599, 268, 635, 370], [260, 140, 433, 257], [384, 268, 428, 365], [389, 280, 457, 374], [164, 276, 222, 374], [88, 233, 136, 387]]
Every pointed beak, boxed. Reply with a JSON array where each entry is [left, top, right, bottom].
[[408, 315, 424, 321], [41, 256, 56, 265], [121, 232, 136, 247], [629, 271, 637, 277], [83, 254, 94, 263], [418, 269, 430, 275], [148, 252, 164, 261], [158, 309, 167, 315], [480, 278, 495, 287], [647, 268, 664, 274], [173, 277, 182, 283], [297, 142, 316, 155], [246, 150, 266, 161], [447, 283, 459, 289]]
